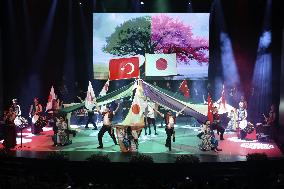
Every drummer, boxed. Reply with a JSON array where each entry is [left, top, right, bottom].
[[11, 99, 21, 117], [29, 98, 44, 135], [237, 101, 248, 140]]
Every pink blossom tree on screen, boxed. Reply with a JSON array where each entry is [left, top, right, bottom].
[[151, 14, 209, 65]]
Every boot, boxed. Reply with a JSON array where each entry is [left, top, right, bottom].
[[220, 134, 224, 140]]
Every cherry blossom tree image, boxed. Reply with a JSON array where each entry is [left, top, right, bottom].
[[151, 14, 209, 65]]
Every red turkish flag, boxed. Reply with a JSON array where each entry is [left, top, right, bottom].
[[179, 80, 190, 99], [207, 93, 214, 122], [218, 84, 226, 110], [109, 57, 140, 80]]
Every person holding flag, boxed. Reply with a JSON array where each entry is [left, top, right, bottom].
[[85, 81, 98, 130], [144, 97, 158, 135]]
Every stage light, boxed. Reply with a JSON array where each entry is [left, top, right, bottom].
[[140, 1, 144, 5], [79, 2, 82, 5]]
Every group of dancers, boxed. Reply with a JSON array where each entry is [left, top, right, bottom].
[[1, 93, 276, 152]]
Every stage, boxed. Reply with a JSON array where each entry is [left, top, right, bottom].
[[1, 121, 282, 163]]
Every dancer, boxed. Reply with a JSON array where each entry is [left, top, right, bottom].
[[85, 107, 98, 130], [197, 120, 222, 152], [211, 107, 225, 140], [144, 98, 158, 135], [237, 101, 248, 140], [96, 102, 120, 149], [156, 106, 187, 151], [56, 115, 72, 146]]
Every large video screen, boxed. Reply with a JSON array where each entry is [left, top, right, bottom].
[[93, 13, 209, 80]]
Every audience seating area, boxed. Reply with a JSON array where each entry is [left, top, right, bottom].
[[1, 156, 284, 189]]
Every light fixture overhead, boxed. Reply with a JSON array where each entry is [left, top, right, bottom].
[[140, 1, 144, 5]]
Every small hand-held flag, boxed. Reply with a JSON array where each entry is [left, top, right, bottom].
[[46, 86, 57, 111], [207, 93, 214, 122], [179, 79, 190, 99], [218, 84, 226, 112], [85, 81, 96, 110], [99, 79, 110, 97]]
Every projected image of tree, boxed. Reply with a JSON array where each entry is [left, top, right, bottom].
[[93, 13, 209, 79], [103, 16, 152, 56]]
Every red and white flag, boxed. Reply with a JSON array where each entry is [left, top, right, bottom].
[[109, 57, 140, 80], [85, 81, 96, 110], [46, 86, 57, 111], [145, 53, 177, 76], [207, 93, 214, 122], [218, 84, 226, 111], [99, 79, 109, 97], [179, 79, 190, 99]]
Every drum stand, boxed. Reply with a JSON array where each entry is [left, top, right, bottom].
[[16, 125, 26, 149]]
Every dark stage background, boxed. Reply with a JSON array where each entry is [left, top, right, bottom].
[[0, 0, 283, 128]]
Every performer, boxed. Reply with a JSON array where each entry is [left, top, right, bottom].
[[156, 106, 187, 151], [85, 107, 98, 130], [96, 103, 119, 149], [50, 112, 58, 146], [3, 107, 17, 149], [11, 99, 22, 127], [240, 96, 248, 110], [227, 108, 237, 131], [29, 98, 44, 135], [263, 104, 276, 127], [197, 120, 222, 152], [211, 107, 225, 140], [11, 99, 28, 129], [237, 101, 248, 140], [144, 98, 158, 135], [122, 126, 139, 151], [56, 115, 72, 146]]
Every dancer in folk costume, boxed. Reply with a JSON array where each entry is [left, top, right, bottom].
[[197, 120, 222, 152]]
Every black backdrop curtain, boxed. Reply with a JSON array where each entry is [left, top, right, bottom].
[[0, 0, 93, 116]]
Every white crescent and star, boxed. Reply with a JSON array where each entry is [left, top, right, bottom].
[[121, 63, 134, 75]]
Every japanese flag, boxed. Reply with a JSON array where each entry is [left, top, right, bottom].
[[145, 53, 177, 77], [130, 81, 147, 124]]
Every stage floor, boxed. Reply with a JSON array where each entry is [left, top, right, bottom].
[[1, 123, 283, 163]]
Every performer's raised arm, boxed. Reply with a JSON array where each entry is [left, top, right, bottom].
[[95, 101, 100, 113], [113, 102, 120, 115], [176, 105, 187, 117], [29, 105, 33, 117]]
